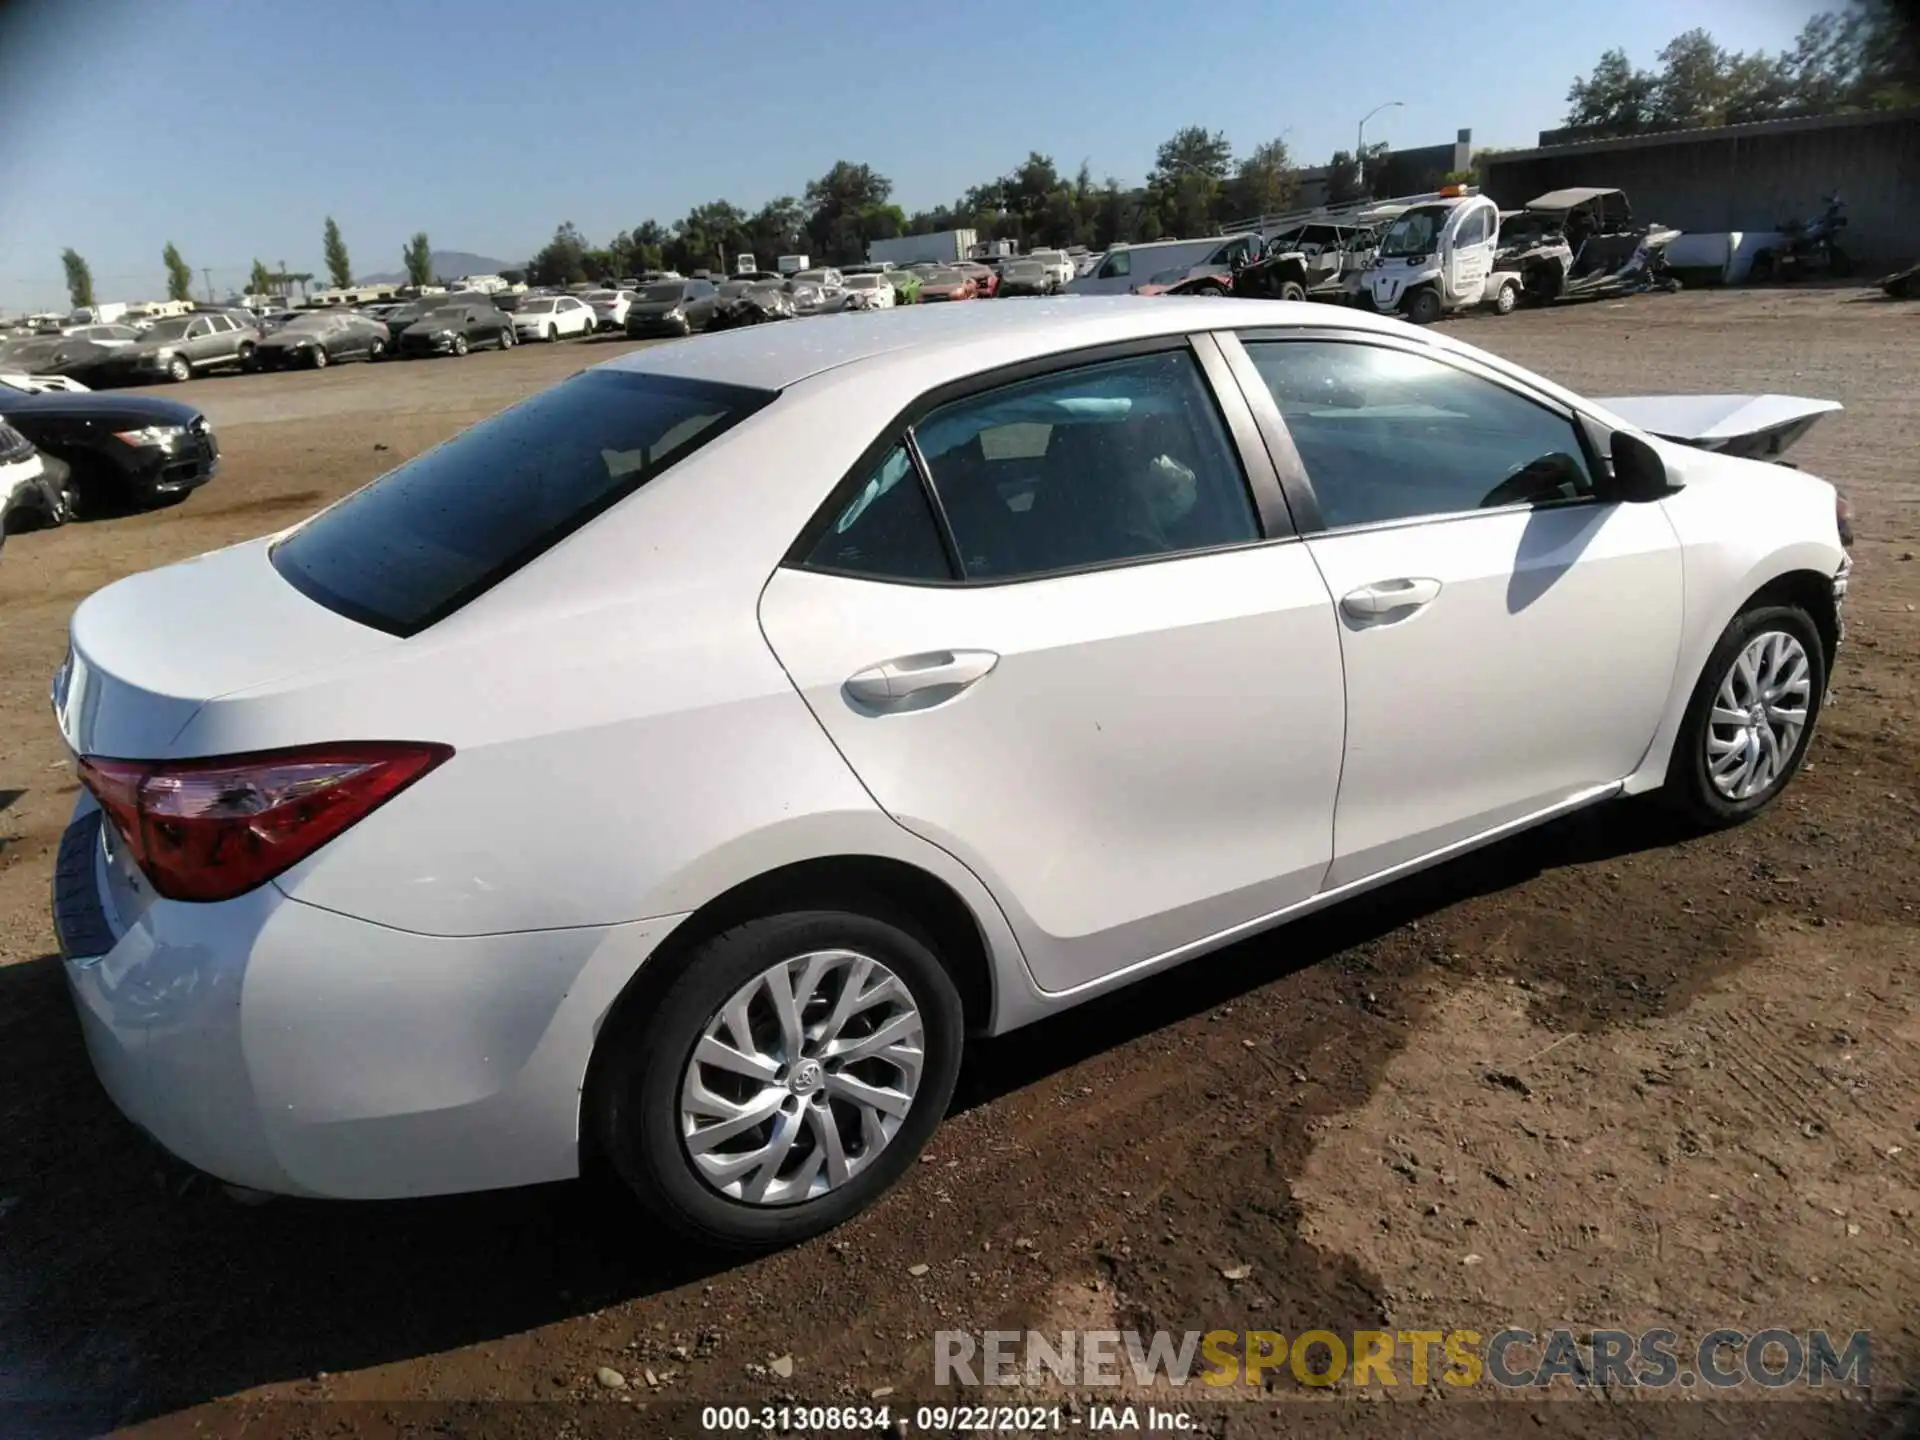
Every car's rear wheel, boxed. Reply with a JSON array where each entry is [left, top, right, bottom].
[[367, 338, 385, 362], [499, 324, 515, 349], [547, 325, 558, 342], [1493, 280, 1518, 315], [591, 908, 964, 1249], [167, 354, 192, 382], [1664, 603, 1826, 827]]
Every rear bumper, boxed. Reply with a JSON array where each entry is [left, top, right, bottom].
[[54, 802, 682, 1199]]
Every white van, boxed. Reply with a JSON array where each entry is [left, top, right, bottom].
[[1357, 191, 1520, 324], [1067, 234, 1261, 295]]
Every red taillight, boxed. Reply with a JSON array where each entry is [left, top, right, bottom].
[[76, 742, 452, 903]]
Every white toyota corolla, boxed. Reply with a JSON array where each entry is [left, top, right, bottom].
[[51, 299, 1850, 1247]]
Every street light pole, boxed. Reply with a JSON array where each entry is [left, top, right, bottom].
[[1355, 100, 1404, 189]]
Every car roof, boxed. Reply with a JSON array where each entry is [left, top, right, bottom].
[[1527, 187, 1621, 211], [598, 294, 1421, 391]]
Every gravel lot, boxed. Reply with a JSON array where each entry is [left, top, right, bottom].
[[1, 292, 1916, 1438]]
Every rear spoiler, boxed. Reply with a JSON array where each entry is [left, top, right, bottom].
[[1599, 394, 1841, 462]]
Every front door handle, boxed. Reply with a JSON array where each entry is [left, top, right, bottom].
[[845, 649, 1000, 708], [1340, 577, 1443, 621]]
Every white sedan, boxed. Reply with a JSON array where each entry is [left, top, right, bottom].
[[584, 289, 638, 331], [510, 293, 597, 341], [840, 274, 896, 310], [51, 300, 1849, 1247]]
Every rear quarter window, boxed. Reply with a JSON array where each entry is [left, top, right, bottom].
[[271, 370, 775, 636]]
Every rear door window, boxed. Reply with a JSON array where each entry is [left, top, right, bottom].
[[271, 370, 776, 635], [913, 349, 1259, 580]]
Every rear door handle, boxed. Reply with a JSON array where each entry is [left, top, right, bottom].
[[1340, 577, 1443, 621], [845, 649, 1000, 707]]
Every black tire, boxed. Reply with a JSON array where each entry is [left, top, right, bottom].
[[1663, 602, 1826, 828], [498, 324, 514, 349], [591, 907, 965, 1249], [1493, 280, 1518, 315], [1405, 287, 1444, 325], [451, 334, 469, 357], [546, 325, 558, 342], [236, 341, 255, 371], [1279, 280, 1307, 303], [310, 345, 328, 369], [166, 353, 192, 383], [367, 337, 385, 362], [1749, 250, 1778, 284]]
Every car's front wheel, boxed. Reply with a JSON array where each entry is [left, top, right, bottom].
[[1665, 602, 1826, 826], [451, 334, 469, 356], [498, 324, 514, 349], [592, 908, 964, 1249], [1405, 287, 1444, 325], [166, 354, 192, 382]]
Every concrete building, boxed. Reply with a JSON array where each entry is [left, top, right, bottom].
[[1290, 129, 1476, 212], [1478, 109, 1920, 270]]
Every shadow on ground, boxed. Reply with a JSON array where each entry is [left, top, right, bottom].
[[0, 800, 1687, 1435]]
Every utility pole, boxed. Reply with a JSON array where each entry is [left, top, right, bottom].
[[201, 267, 214, 302]]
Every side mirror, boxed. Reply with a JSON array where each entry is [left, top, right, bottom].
[[1608, 431, 1675, 503]]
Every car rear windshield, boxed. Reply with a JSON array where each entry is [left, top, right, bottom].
[[270, 369, 776, 636]]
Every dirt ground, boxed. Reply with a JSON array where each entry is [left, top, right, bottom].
[[1, 292, 1916, 1440]]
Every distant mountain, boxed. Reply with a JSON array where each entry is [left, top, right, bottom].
[[359, 250, 526, 285]]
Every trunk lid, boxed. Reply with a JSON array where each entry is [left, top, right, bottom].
[[1600, 393, 1841, 461], [55, 537, 399, 759]]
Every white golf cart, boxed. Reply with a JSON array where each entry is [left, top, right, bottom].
[[1352, 187, 1521, 325]]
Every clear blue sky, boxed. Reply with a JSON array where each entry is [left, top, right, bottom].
[[0, 0, 1820, 312]]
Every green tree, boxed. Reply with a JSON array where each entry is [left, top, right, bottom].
[[1226, 138, 1299, 225], [669, 202, 750, 274], [804, 161, 895, 262], [162, 242, 193, 302], [403, 232, 434, 287], [745, 198, 804, 266], [1324, 142, 1390, 204], [322, 216, 352, 288], [60, 248, 94, 308], [1146, 126, 1232, 238], [1564, 4, 1917, 136], [528, 222, 589, 286], [1650, 28, 1736, 125], [1566, 47, 1659, 133], [249, 258, 273, 298]]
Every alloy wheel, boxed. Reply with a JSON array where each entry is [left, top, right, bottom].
[[1706, 630, 1812, 800], [678, 949, 924, 1206]]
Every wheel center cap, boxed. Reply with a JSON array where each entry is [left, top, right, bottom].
[[1749, 705, 1767, 728], [788, 1060, 824, 1096]]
